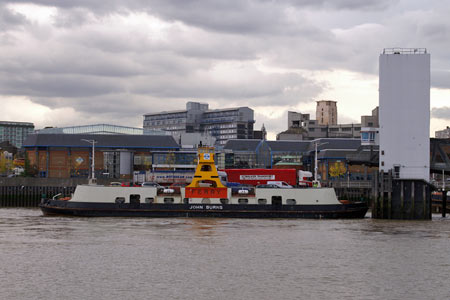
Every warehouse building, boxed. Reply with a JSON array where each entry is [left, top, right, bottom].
[[23, 134, 179, 179]]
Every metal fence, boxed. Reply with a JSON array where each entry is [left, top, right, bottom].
[[0, 185, 76, 207]]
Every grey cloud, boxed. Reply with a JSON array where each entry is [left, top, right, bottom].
[[2, 49, 146, 77], [31, 95, 200, 128], [2, 0, 126, 12], [143, 1, 292, 35], [431, 70, 450, 89], [431, 107, 450, 120], [2, 0, 450, 135], [4, 0, 395, 10], [316, 0, 394, 10], [0, 4, 28, 30], [380, 10, 450, 89], [129, 70, 323, 105], [1, 73, 124, 98], [52, 7, 95, 28], [4, 0, 394, 35], [68, 24, 260, 61]]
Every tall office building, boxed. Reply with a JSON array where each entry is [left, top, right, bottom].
[[0, 121, 35, 148], [379, 48, 430, 181], [316, 100, 337, 125], [143, 102, 255, 145]]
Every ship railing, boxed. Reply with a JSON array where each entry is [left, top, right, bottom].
[[327, 180, 372, 189], [382, 48, 427, 54]]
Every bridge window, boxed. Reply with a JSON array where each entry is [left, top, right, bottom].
[[164, 198, 174, 203], [258, 198, 267, 205], [201, 165, 212, 172], [130, 194, 140, 204], [286, 199, 296, 205], [115, 197, 125, 204]]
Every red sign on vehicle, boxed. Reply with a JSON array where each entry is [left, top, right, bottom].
[[185, 187, 228, 198]]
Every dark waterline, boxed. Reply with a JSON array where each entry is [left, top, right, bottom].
[[0, 209, 449, 300]]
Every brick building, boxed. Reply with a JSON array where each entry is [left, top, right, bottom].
[[23, 134, 179, 178]]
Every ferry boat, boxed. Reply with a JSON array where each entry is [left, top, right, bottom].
[[39, 147, 368, 219]]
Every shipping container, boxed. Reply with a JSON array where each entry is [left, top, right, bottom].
[[223, 169, 298, 186]]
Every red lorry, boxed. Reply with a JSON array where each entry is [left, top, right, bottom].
[[223, 169, 312, 187]]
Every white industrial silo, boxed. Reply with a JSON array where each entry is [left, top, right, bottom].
[[379, 48, 430, 182]]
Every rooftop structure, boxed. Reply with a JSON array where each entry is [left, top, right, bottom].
[[316, 100, 337, 125], [35, 124, 168, 136], [23, 133, 179, 149], [361, 107, 379, 128], [278, 105, 376, 141], [382, 48, 427, 54]]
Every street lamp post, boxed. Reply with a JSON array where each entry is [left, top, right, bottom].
[[81, 139, 98, 184], [313, 141, 328, 187]]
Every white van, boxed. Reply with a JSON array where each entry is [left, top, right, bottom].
[[267, 181, 293, 188], [218, 171, 228, 186]]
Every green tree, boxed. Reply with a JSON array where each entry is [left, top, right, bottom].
[[0, 152, 13, 175]]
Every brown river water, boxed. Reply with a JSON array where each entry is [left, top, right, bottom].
[[0, 208, 449, 300]]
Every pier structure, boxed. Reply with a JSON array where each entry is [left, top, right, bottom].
[[375, 48, 432, 219], [372, 171, 432, 219]]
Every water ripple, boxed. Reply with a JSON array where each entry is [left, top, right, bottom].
[[0, 208, 449, 300]]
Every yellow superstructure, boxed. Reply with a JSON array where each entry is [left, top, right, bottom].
[[186, 147, 226, 188]]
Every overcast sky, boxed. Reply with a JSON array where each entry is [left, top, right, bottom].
[[1, 0, 449, 138]]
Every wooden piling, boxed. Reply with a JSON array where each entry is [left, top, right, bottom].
[[387, 171, 392, 219], [410, 181, 415, 219], [443, 190, 447, 218]]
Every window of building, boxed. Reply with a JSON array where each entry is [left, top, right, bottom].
[[362, 132, 370, 141]]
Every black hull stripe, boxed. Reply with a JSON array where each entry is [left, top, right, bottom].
[[40, 200, 368, 219], [41, 205, 366, 214]]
